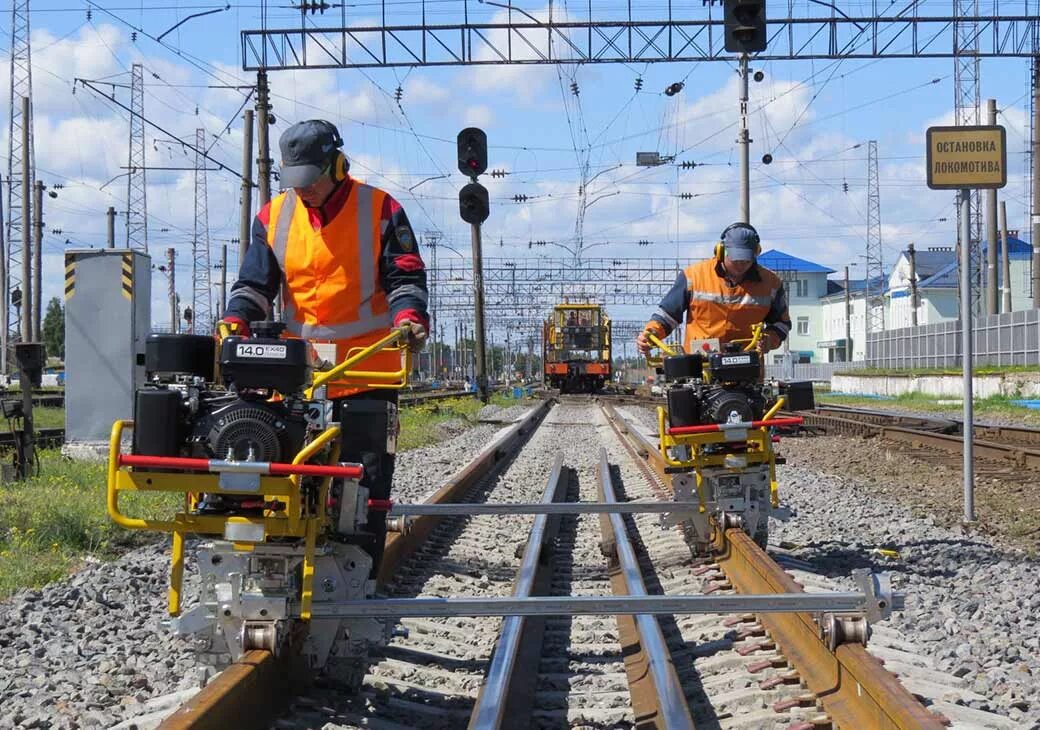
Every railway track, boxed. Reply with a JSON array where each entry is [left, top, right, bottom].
[[142, 397, 1020, 729], [802, 404, 1040, 471]]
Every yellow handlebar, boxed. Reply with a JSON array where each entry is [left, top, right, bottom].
[[305, 325, 412, 398]]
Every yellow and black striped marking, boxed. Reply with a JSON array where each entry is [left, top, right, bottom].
[[64, 255, 76, 302], [122, 252, 133, 301]]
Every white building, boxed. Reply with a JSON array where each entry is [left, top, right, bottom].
[[757, 250, 834, 364], [887, 236, 1034, 327]]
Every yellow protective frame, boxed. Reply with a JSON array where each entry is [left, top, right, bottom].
[[107, 325, 412, 619]]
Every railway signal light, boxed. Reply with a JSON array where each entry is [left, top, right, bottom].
[[457, 127, 487, 179], [724, 0, 767, 54], [459, 182, 490, 224]]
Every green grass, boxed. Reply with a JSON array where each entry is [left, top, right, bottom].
[[0, 406, 64, 432], [837, 364, 1040, 376], [398, 393, 525, 451], [0, 452, 180, 599]]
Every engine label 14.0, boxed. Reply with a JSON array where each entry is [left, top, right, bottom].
[[236, 343, 287, 359], [720, 355, 751, 365]]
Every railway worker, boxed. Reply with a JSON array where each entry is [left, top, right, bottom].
[[219, 119, 429, 579], [635, 222, 791, 358]]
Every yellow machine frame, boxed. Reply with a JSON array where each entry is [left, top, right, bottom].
[[645, 325, 784, 521], [107, 326, 412, 621]]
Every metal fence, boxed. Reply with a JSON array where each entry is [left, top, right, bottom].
[[866, 309, 1040, 368], [765, 362, 855, 382]]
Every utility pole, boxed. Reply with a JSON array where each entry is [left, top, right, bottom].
[[844, 265, 852, 362], [985, 99, 999, 315], [31, 180, 41, 342], [908, 243, 919, 327], [1033, 56, 1040, 307], [239, 109, 254, 264], [738, 53, 750, 224], [20, 96, 31, 344], [256, 70, 272, 206], [107, 206, 116, 248], [999, 201, 1012, 313], [166, 247, 177, 333]]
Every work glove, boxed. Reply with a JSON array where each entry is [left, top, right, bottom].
[[398, 319, 428, 352], [636, 331, 652, 356], [216, 316, 250, 341]]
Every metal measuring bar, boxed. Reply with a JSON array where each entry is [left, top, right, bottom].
[[468, 452, 565, 730], [387, 501, 701, 516], [307, 590, 902, 619]]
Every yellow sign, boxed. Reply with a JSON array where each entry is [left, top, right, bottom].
[[926, 125, 1006, 190]]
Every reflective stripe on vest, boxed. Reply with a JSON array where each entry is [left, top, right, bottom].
[[688, 290, 776, 307], [269, 186, 392, 340]]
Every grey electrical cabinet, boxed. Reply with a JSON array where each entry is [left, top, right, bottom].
[[64, 249, 151, 447]]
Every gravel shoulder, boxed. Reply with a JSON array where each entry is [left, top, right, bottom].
[[0, 408, 534, 730]]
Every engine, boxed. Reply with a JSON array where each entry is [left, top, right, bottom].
[[662, 348, 771, 430], [133, 322, 313, 511]]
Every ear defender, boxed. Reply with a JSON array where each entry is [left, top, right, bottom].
[[327, 151, 348, 182], [718, 223, 762, 256]]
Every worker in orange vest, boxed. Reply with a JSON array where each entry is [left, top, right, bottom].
[[221, 119, 429, 577], [636, 222, 791, 357]]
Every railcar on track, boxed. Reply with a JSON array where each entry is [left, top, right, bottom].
[[542, 302, 611, 393]]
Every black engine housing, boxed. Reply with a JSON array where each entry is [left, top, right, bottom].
[[132, 331, 311, 461]]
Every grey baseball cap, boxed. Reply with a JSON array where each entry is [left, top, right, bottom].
[[723, 225, 759, 261], [278, 120, 342, 188]]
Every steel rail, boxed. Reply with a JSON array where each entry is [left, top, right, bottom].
[[597, 447, 695, 730], [800, 410, 1040, 469], [467, 452, 566, 730], [159, 400, 553, 729], [608, 408, 946, 729], [379, 398, 552, 584]]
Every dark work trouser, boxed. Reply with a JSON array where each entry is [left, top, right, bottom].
[[333, 390, 398, 579]]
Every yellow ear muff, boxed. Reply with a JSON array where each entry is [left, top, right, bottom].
[[325, 151, 348, 183], [715, 242, 725, 260]]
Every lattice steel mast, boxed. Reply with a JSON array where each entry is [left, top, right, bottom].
[[192, 128, 213, 332], [865, 140, 885, 333], [954, 0, 983, 315], [5, 0, 35, 366], [127, 63, 148, 251]]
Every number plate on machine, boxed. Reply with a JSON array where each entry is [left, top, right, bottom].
[[236, 343, 287, 359]]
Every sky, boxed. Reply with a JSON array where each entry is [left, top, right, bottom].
[[1, 0, 1037, 333]]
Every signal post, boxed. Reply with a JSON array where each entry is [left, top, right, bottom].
[[458, 128, 491, 403]]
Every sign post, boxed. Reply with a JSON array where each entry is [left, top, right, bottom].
[[926, 124, 1007, 523]]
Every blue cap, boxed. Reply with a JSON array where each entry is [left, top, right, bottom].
[[278, 120, 342, 188], [723, 225, 758, 261]]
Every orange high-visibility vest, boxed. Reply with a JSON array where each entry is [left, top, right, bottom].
[[682, 258, 782, 351], [267, 185, 396, 398]]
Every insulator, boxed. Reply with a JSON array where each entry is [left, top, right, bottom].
[[634, 76, 643, 91], [570, 81, 580, 96], [394, 86, 403, 102]]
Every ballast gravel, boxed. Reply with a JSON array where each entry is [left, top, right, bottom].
[[0, 406, 533, 730], [619, 404, 1039, 728]]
